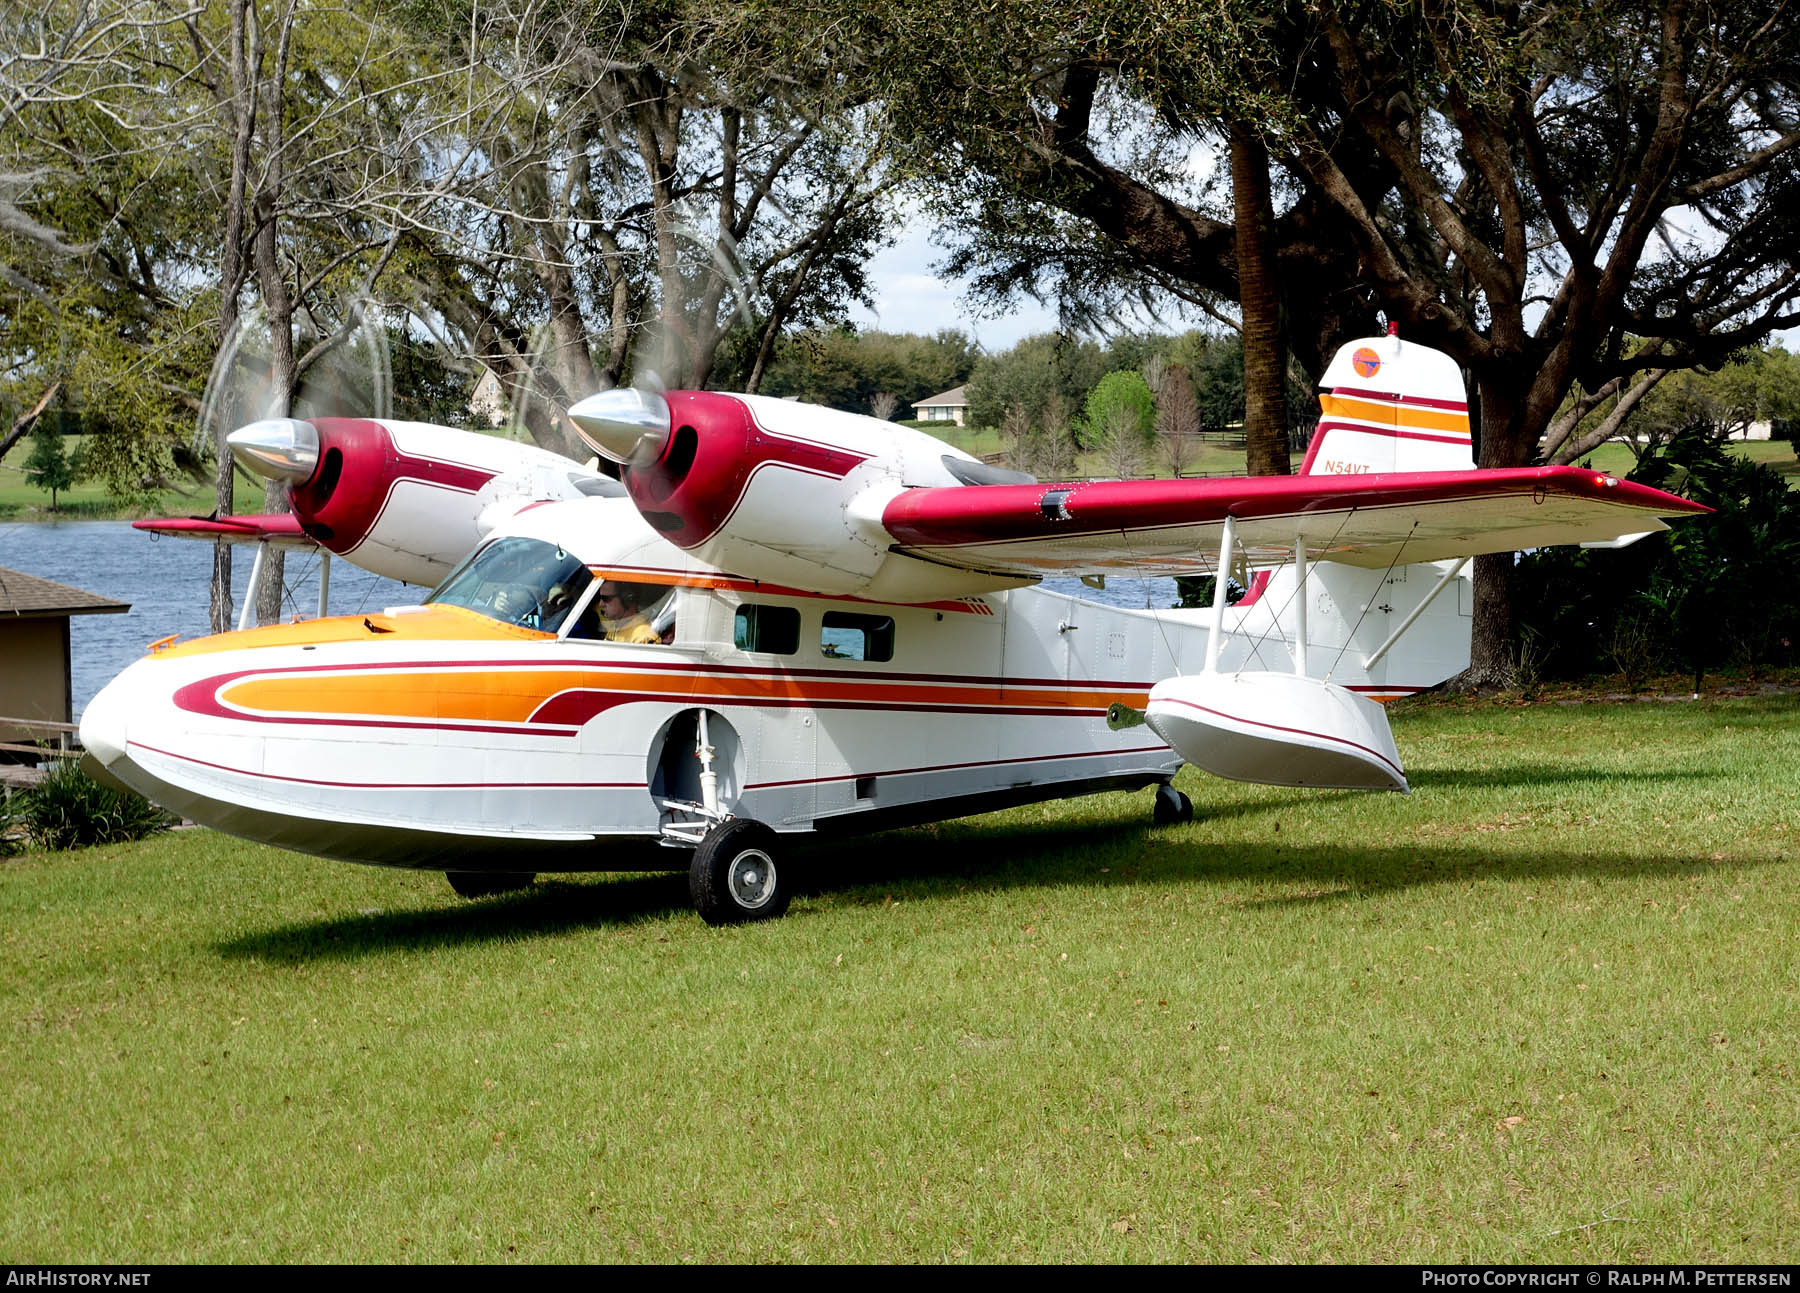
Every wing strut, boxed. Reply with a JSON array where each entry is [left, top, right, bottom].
[[1204, 515, 1237, 674], [236, 545, 268, 632], [1292, 533, 1309, 676]]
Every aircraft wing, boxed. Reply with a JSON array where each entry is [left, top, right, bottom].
[[132, 514, 316, 550], [880, 466, 1709, 577]]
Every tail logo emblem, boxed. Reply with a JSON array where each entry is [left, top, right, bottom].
[[1352, 347, 1382, 378]]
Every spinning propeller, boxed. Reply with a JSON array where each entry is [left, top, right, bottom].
[[152, 306, 618, 590]]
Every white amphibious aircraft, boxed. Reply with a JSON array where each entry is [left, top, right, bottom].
[[81, 331, 1706, 923]]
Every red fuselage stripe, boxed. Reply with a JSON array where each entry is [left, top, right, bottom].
[[173, 656, 1163, 691], [1311, 419, 1472, 447], [1325, 387, 1469, 412], [128, 738, 1170, 794]]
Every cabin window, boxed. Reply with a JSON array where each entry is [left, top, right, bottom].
[[565, 578, 677, 644], [820, 611, 894, 662], [427, 537, 592, 633], [733, 604, 799, 655]]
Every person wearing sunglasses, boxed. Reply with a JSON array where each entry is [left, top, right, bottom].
[[594, 581, 662, 644]]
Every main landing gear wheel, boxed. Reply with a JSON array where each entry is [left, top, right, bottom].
[[689, 818, 789, 926], [445, 871, 536, 899], [1152, 784, 1194, 826]]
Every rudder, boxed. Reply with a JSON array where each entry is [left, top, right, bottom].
[[1300, 329, 1474, 476]]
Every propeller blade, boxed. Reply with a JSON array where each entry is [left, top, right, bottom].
[[228, 417, 320, 484], [568, 388, 670, 466]]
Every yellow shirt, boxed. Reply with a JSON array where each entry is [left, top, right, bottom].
[[605, 614, 660, 644]]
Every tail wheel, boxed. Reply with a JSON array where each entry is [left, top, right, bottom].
[[1152, 784, 1194, 826], [689, 818, 789, 925], [446, 871, 536, 899]]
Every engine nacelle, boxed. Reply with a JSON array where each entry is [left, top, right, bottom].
[[569, 390, 1028, 601], [231, 417, 615, 585]]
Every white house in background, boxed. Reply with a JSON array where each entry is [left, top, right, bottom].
[[913, 385, 970, 427], [468, 369, 510, 427]]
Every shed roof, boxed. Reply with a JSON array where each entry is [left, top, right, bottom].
[[0, 566, 130, 618]]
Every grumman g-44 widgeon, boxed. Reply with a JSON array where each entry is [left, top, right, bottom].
[[81, 332, 1707, 923]]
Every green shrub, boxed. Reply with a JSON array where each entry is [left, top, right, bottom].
[[15, 760, 175, 851], [0, 792, 21, 858], [1080, 370, 1154, 449], [1516, 422, 1800, 684]]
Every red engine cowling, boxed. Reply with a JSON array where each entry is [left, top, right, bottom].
[[236, 417, 610, 585], [570, 389, 1022, 600]]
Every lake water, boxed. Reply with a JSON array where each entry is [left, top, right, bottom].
[[0, 519, 1176, 717]]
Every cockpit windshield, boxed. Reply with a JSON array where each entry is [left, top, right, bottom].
[[426, 537, 592, 633]]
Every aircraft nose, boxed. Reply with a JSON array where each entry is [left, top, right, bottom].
[[568, 388, 670, 465], [228, 417, 320, 484], [78, 680, 128, 769]]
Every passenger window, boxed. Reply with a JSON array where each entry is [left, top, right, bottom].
[[734, 604, 800, 655], [820, 611, 894, 662]]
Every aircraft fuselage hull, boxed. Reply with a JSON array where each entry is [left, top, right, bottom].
[[82, 584, 1200, 869], [81, 539, 1475, 871]]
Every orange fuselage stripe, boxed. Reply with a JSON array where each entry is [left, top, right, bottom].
[[1319, 394, 1470, 435], [222, 668, 1145, 723]]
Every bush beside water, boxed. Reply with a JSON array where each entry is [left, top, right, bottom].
[[6, 760, 175, 852]]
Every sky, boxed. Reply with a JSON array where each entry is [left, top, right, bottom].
[[843, 214, 1061, 354], [843, 212, 1211, 353], [850, 206, 1800, 358]]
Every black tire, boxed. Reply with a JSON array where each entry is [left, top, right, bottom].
[[689, 818, 788, 925], [446, 871, 536, 899], [1152, 784, 1193, 826]]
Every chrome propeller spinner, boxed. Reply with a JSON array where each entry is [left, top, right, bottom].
[[567, 388, 671, 467], [226, 417, 320, 484]]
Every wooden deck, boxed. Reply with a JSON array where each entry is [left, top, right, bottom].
[[0, 717, 81, 790]]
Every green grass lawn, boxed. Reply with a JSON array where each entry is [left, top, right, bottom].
[[0, 437, 264, 521], [1570, 438, 1797, 486], [1726, 439, 1798, 481], [3, 690, 1797, 1262], [932, 425, 1254, 478]]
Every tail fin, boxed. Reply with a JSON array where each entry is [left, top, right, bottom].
[[1300, 330, 1474, 476], [1223, 330, 1478, 695]]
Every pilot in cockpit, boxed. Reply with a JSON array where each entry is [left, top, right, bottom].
[[594, 581, 663, 644]]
